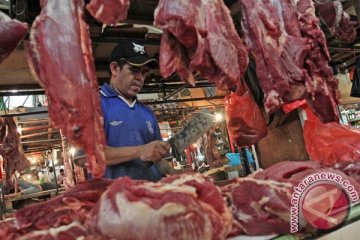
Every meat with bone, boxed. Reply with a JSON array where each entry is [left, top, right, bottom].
[[315, 0, 356, 43], [0, 11, 28, 64], [28, 0, 106, 178], [239, 0, 310, 113], [294, 0, 340, 123], [154, 0, 248, 90], [14, 179, 113, 233], [86, 0, 130, 25], [89, 174, 232, 240], [0, 117, 30, 188]]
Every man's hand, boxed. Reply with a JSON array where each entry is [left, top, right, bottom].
[[139, 141, 170, 162]]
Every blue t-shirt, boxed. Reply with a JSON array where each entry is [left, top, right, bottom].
[[100, 83, 163, 181]]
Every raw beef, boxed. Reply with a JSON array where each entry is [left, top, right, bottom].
[[222, 178, 293, 236], [154, 0, 248, 90], [294, 0, 340, 122], [86, 0, 130, 25], [0, 117, 30, 188], [239, 0, 310, 113], [89, 174, 233, 240], [17, 222, 89, 240], [0, 11, 28, 64], [254, 160, 321, 183], [0, 221, 20, 240], [28, 0, 106, 178], [14, 179, 113, 233], [334, 162, 360, 184], [315, 0, 356, 43], [239, 0, 339, 122]]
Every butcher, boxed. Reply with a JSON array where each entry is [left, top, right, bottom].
[[100, 40, 171, 181]]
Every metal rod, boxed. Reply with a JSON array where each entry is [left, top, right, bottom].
[[0, 110, 48, 117], [20, 130, 59, 139], [21, 139, 61, 144], [17, 119, 49, 124], [50, 153, 59, 196], [21, 125, 54, 131], [144, 96, 225, 105]]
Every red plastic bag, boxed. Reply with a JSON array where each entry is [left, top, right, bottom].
[[303, 106, 360, 165], [225, 80, 267, 147], [282, 99, 307, 113]]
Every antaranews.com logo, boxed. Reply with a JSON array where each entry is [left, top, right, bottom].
[[290, 171, 359, 233]]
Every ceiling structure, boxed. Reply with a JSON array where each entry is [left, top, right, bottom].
[[1, 0, 360, 154]]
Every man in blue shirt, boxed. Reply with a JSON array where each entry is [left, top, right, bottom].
[[100, 40, 170, 181]]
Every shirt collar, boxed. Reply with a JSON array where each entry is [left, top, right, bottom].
[[100, 83, 137, 108]]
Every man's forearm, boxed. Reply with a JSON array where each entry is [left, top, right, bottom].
[[105, 145, 141, 166]]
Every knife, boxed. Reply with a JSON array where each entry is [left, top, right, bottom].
[[168, 109, 215, 155]]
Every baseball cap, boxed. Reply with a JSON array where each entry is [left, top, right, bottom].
[[110, 40, 158, 68]]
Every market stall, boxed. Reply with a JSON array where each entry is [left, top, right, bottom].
[[1, 0, 360, 239]]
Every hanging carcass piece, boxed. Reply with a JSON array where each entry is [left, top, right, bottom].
[[315, 0, 356, 43], [294, 0, 340, 123], [28, 0, 106, 178], [0, 117, 30, 188], [239, 0, 310, 114], [0, 11, 28, 64], [154, 0, 248, 90], [239, 0, 339, 122], [86, 0, 130, 25], [89, 174, 233, 240]]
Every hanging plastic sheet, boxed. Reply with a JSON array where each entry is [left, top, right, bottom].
[[303, 106, 360, 165], [224, 80, 267, 147]]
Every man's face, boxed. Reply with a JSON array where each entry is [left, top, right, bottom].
[[110, 62, 149, 99]]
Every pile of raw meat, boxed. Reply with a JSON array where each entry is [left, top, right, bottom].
[[1, 161, 359, 239], [0, 117, 30, 188]]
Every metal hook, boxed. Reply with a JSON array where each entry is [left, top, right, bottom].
[[12, 0, 26, 16]]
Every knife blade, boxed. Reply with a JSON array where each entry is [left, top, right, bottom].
[[168, 109, 215, 155]]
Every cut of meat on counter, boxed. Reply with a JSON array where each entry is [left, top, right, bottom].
[[2, 175, 232, 239], [154, 0, 248, 90], [14, 179, 113, 234], [86, 0, 130, 25], [223, 160, 360, 236], [0, 11, 28, 64], [239, 0, 339, 123], [223, 178, 293, 236], [0, 117, 30, 188], [315, 0, 356, 43], [88, 174, 233, 240], [27, 0, 106, 178]]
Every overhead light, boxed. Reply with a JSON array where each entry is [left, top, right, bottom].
[[17, 125, 22, 134], [69, 147, 76, 156], [215, 113, 223, 122]]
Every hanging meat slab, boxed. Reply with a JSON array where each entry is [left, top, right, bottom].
[[86, 0, 130, 25], [154, 0, 248, 90], [239, 0, 310, 113], [0, 117, 30, 188], [294, 0, 340, 123], [0, 11, 28, 64], [315, 0, 356, 43], [27, 0, 106, 178]]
